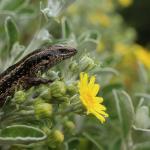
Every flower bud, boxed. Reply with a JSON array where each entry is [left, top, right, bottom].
[[50, 81, 66, 98], [34, 97, 45, 105], [47, 130, 64, 148], [13, 90, 27, 104], [69, 61, 79, 72], [79, 56, 95, 71], [40, 88, 52, 100], [46, 71, 59, 80], [34, 85, 48, 96], [56, 96, 69, 102], [67, 84, 78, 96], [64, 121, 75, 130], [34, 103, 52, 119], [42, 126, 51, 135], [51, 130, 64, 143]]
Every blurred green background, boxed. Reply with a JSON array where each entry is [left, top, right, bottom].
[[0, 0, 150, 150]]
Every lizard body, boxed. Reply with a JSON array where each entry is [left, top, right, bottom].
[[0, 45, 77, 106]]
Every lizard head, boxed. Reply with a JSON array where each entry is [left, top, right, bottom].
[[49, 45, 77, 59], [45, 45, 77, 64], [33, 45, 77, 71]]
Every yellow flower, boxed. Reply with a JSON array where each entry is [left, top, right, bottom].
[[88, 12, 111, 27], [118, 0, 133, 7], [133, 44, 150, 69], [96, 40, 105, 52], [78, 72, 108, 123], [114, 43, 129, 55], [67, 4, 78, 15]]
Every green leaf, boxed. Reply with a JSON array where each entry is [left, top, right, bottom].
[[0, 125, 47, 145], [102, 83, 123, 96], [78, 31, 100, 44], [135, 93, 150, 100], [5, 16, 19, 54], [96, 67, 119, 76], [0, 0, 26, 11], [67, 137, 80, 150], [110, 138, 122, 150], [61, 17, 72, 38], [83, 132, 104, 150], [132, 126, 150, 144], [133, 142, 150, 150], [113, 90, 134, 138], [135, 106, 150, 129]]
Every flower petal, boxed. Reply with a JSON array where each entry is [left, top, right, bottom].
[[95, 97, 103, 103], [89, 76, 95, 86], [91, 84, 100, 96], [92, 110, 106, 123], [95, 108, 109, 117], [78, 72, 108, 123]]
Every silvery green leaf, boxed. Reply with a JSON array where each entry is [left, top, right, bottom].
[[133, 142, 150, 150], [5, 16, 19, 54], [41, 0, 76, 17], [110, 138, 122, 150], [1, 43, 25, 71], [135, 106, 150, 129], [78, 31, 100, 45], [20, 29, 51, 59], [36, 29, 51, 41], [97, 67, 119, 76], [83, 132, 104, 150], [102, 83, 123, 96], [61, 17, 72, 38], [138, 62, 148, 85], [0, 125, 47, 145], [67, 137, 80, 150], [113, 90, 134, 138], [0, 0, 26, 10], [132, 126, 150, 143], [135, 93, 150, 100]]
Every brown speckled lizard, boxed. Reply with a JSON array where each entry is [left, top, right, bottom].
[[0, 45, 77, 107]]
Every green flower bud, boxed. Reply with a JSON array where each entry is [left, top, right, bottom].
[[42, 126, 51, 135], [47, 130, 64, 148], [67, 84, 78, 96], [34, 103, 52, 119], [46, 71, 59, 80], [56, 96, 69, 102], [13, 90, 27, 104], [50, 81, 66, 98], [79, 56, 95, 71], [34, 85, 48, 95], [69, 61, 79, 72], [52, 130, 64, 143], [34, 97, 45, 105], [64, 121, 75, 130], [40, 88, 52, 100]]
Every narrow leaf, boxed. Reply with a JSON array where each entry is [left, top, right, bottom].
[[5, 17, 19, 54], [0, 125, 46, 145], [113, 90, 134, 138]]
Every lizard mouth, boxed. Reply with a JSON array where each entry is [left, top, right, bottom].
[[50, 45, 77, 59], [60, 47, 77, 59]]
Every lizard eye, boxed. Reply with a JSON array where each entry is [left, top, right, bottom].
[[59, 49, 67, 53]]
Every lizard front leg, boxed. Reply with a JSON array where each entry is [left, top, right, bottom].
[[21, 77, 53, 89], [25, 77, 53, 85]]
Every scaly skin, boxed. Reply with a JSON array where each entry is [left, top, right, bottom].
[[0, 45, 77, 107]]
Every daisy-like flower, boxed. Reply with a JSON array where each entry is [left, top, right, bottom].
[[78, 72, 108, 123]]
